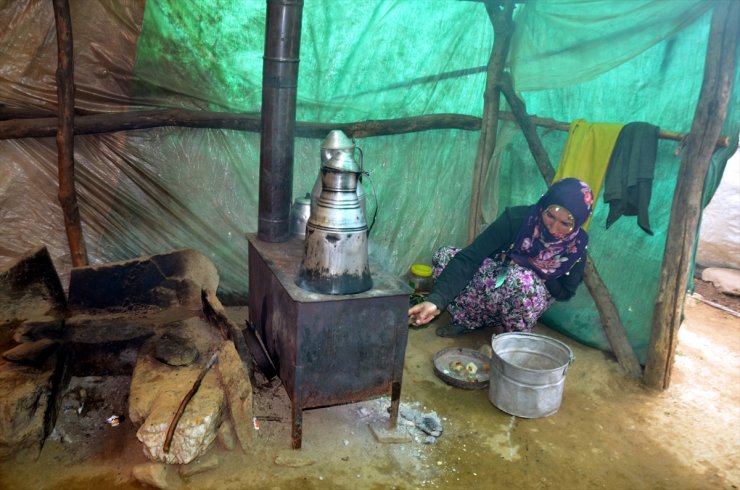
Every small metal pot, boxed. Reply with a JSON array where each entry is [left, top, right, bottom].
[[289, 194, 311, 239]]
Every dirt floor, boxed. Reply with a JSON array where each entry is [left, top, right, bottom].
[[693, 276, 740, 314], [0, 284, 738, 490]]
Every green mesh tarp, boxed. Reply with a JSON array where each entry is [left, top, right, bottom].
[[1, 0, 737, 363]]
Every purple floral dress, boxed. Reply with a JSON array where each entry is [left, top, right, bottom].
[[432, 246, 555, 333]]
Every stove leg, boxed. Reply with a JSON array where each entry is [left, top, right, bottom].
[[388, 381, 401, 429], [291, 403, 303, 449]]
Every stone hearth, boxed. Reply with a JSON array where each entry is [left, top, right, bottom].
[[0, 247, 255, 480]]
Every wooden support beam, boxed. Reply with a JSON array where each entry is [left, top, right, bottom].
[[0, 105, 54, 120], [0, 111, 478, 140], [0, 108, 730, 149], [499, 72, 643, 378], [582, 258, 643, 377], [52, 0, 88, 267], [498, 73, 556, 185], [467, 0, 516, 243], [644, 0, 739, 390]]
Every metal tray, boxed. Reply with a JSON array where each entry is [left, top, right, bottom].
[[433, 347, 491, 390]]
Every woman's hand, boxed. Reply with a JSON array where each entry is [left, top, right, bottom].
[[408, 301, 441, 326]]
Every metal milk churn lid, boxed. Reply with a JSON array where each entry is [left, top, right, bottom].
[[311, 130, 366, 215], [320, 129, 356, 163], [297, 151, 372, 295]]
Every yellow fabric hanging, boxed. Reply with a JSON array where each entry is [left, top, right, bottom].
[[554, 119, 624, 230]]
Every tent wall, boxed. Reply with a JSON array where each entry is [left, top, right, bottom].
[[1, 0, 738, 364]]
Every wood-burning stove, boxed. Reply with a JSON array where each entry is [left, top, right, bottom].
[[247, 234, 411, 448]]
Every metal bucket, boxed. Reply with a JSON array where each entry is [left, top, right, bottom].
[[488, 332, 574, 418]]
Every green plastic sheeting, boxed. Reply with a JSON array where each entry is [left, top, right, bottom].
[[500, 7, 740, 362], [2, 1, 735, 365], [123, 0, 739, 362]]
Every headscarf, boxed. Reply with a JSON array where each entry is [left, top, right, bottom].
[[508, 178, 594, 279]]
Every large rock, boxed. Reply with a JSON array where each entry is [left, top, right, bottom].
[[0, 246, 67, 346], [67, 249, 218, 313], [2, 339, 58, 366], [130, 352, 225, 464], [128, 318, 224, 426], [129, 330, 251, 464], [0, 353, 65, 461], [0, 247, 68, 462], [701, 267, 740, 296], [214, 341, 253, 451], [129, 318, 228, 464]]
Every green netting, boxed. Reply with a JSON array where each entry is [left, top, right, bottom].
[[1, 0, 736, 363], [509, 0, 712, 91], [122, 0, 738, 361], [495, 7, 740, 361]]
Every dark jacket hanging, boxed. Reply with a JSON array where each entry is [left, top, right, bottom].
[[603, 122, 660, 235]]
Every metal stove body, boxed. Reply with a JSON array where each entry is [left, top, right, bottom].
[[247, 234, 411, 448]]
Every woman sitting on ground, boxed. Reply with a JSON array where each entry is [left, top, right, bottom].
[[408, 177, 594, 337]]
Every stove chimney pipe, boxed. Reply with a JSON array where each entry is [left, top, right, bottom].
[[257, 0, 304, 242]]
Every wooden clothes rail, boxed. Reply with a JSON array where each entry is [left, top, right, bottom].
[[0, 108, 731, 149]]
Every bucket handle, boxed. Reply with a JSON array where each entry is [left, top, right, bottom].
[[492, 332, 575, 374], [563, 352, 575, 375]]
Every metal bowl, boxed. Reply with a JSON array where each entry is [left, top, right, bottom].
[[433, 347, 491, 390]]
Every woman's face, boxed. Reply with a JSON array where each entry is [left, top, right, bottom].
[[542, 205, 575, 237]]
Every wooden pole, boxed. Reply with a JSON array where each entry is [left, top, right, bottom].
[[52, 0, 88, 267], [498, 73, 556, 185], [467, 0, 515, 242], [0, 109, 730, 148], [582, 258, 642, 377], [499, 73, 643, 378], [644, 0, 739, 390]]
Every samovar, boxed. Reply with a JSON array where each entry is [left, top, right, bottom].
[[296, 149, 372, 295]]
